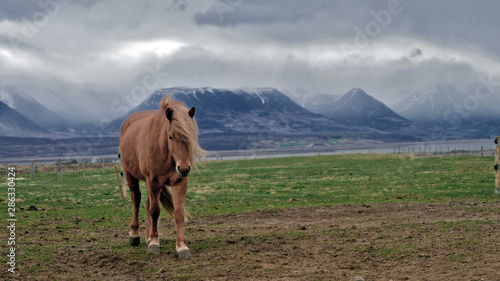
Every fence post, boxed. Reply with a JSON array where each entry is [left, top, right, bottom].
[[102, 158, 105, 175], [82, 161, 86, 178], [30, 160, 35, 179], [494, 137, 499, 194], [58, 158, 61, 180], [115, 167, 126, 201], [5, 162, 7, 180]]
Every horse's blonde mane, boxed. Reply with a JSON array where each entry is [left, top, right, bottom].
[[160, 94, 205, 169]]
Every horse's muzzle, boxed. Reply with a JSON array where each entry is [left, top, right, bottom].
[[177, 165, 191, 177]]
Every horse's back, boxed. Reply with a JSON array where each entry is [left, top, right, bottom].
[[120, 110, 156, 137], [120, 110, 158, 179]]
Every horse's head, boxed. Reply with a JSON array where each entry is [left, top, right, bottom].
[[165, 104, 198, 177]]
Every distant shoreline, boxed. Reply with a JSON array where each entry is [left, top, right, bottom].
[[2, 138, 496, 165]]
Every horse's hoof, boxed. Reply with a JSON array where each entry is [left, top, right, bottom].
[[177, 248, 192, 258], [129, 236, 140, 246], [147, 243, 160, 253]]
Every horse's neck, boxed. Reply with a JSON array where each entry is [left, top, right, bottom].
[[150, 112, 170, 154]]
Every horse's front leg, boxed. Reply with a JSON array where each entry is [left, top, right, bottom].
[[146, 179, 161, 253], [125, 172, 141, 246], [173, 179, 192, 258]]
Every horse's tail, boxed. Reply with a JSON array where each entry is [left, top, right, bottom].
[[159, 186, 189, 222]]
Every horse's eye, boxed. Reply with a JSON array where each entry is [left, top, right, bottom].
[[168, 135, 173, 140]]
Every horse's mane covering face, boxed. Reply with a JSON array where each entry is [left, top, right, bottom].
[[160, 94, 205, 169]]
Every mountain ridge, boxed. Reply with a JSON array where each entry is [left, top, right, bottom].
[[296, 88, 410, 131], [393, 84, 500, 126], [0, 101, 49, 137], [108, 87, 376, 136], [0, 86, 70, 129]]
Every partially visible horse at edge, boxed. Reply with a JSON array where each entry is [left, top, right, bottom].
[[119, 95, 205, 257]]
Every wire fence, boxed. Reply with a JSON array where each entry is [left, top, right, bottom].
[[206, 143, 496, 161], [2, 141, 496, 180], [2, 158, 119, 180]]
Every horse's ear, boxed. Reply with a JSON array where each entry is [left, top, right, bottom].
[[166, 108, 173, 122], [188, 107, 196, 118]]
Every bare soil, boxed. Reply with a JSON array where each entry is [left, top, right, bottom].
[[10, 201, 500, 280]]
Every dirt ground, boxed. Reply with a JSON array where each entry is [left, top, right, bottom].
[[11, 201, 500, 280]]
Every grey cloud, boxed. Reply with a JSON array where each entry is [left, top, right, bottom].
[[194, 0, 334, 27], [401, 0, 500, 60], [409, 47, 422, 58], [1, 0, 500, 121], [0, 0, 42, 22], [191, 0, 411, 47], [0, 33, 45, 54], [125, 42, 482, 106], [167, 0, 187, 12], [0, 0, 99, 22]]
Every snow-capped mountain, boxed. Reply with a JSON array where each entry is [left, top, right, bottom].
[[295, 88, 410, 131], [0, 86, 69, 129], [0, 101, 48, 137], [393, 84, 500, 126], [292, 91, 340, 116], [108, 87, 367, 136], [393, 85, 466, 124]]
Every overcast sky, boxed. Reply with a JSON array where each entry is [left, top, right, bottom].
[[1, 0, 499, 120]]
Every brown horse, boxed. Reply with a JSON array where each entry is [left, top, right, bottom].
[[119, 95, 205, 256]]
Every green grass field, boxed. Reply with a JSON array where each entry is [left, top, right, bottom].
[[185, 153, 495, 215], [1, 153, 498, 279]]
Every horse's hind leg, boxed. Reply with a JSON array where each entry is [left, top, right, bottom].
[[125, 172, 141, 246]]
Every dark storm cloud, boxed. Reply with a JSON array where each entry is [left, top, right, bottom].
[[191, 0, 500, 61], [0, 0, 48, 22], [0, 0, 99, 22], [194, 0, 334, 27]]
